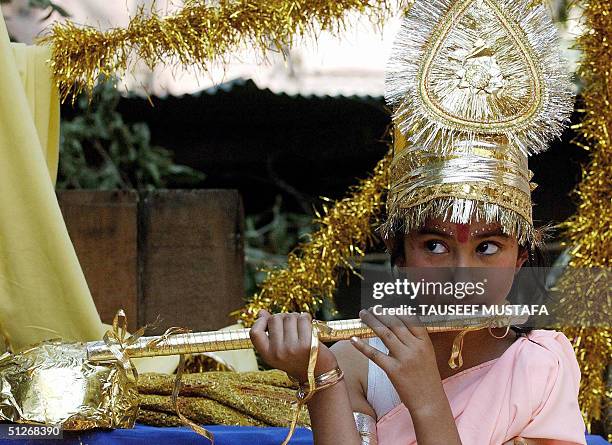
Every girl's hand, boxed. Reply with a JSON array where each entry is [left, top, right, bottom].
[[249, 309, 339, 383], [349, 307, 442, 413]]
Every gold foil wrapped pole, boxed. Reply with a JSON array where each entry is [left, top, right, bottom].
[[86, 315, 526, 363]]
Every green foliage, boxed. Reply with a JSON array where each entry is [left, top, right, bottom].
[[243, 196, 363, 319], [57, 81, 205, 190], [243, 196, 313, 296]]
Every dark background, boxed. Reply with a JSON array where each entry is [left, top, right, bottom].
[[103, 79, 588, 229]]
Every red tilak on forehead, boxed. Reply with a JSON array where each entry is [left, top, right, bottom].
[[455, 224, 470, 243]]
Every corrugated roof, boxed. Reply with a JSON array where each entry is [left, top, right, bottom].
[[192, 77, 383, 101]]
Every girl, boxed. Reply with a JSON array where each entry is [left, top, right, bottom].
[[250, 217, 586, 444], [251, 0, 586, 442]]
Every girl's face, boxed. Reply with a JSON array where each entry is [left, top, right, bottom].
[[395, 217, 528, 304]]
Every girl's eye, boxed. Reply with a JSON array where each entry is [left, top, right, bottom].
[[425, 240, 448, 254], [476, 242, 499, 255]]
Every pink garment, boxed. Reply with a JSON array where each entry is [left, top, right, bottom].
[[375, 330, 586, 445]]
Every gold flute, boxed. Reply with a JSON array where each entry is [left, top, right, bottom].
[[86, 313, 527, 363]]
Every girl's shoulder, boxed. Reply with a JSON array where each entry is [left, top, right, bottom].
[[503, 329, 582, 413], [511, 329, 579, 374], [498, 330, 586, 442]]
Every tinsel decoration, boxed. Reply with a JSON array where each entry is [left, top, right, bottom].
[[554, 0, 612, 434], [38, 0, 401, 101], [235, 151, 391, 327]]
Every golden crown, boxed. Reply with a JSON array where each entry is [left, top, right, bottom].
[[380, 0, 575, 247]]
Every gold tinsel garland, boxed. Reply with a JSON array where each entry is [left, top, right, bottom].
[[554, 0, 612, 434], [38, 0, 399, 101], [235, 151, 391, 327]]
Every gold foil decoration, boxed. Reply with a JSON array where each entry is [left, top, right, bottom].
[[553, 0, 612, 434], [0, 340, 138, 429], [0, 311, 169, 431]]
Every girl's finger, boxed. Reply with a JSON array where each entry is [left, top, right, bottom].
[[283, 313, 299, 345], [350, 336, 393, 370], [268, 314, 284, 351], [297, 312, 312, 344], [257, 309, 271, 318], [359, 308, 404, 355], [249, 311, 271, 356], [377, 313, 417, 345], [396, 313, 429, 340]]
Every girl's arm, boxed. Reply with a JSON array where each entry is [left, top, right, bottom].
[[304, 375, 363, 445], [307, 340, 377, 444], [350, 308, 463, 445], [249, 310, 363, 445]]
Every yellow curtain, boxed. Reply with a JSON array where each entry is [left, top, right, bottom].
[[0, 10, 104, 349], [0, 9, 179, 373]]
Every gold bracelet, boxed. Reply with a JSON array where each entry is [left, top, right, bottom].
[[296, 366, 344, 400]]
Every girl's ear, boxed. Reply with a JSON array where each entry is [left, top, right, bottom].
[[515, 246, 529, 272], [395, 256, 406, 268], [383, 234, 395, 254], [384, 234, 406, 267]]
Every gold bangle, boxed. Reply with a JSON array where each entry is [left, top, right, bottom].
[[291, 365, 343, 387], [296, 366, 344, 400]]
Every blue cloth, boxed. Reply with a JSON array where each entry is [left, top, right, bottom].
[[587, 436, 612, 445], [0, 424, 312, 445], [0, 424, 607, 445]]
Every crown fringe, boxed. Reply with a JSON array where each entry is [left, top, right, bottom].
[[378, 196, 540, 249], [384, 0, 574, 156]]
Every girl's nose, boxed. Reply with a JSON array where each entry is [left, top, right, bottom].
[[451, 249, 476, 268], [450, 261, 472, 285]]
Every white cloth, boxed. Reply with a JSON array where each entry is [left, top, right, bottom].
[[366, 336, 401, 420]]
